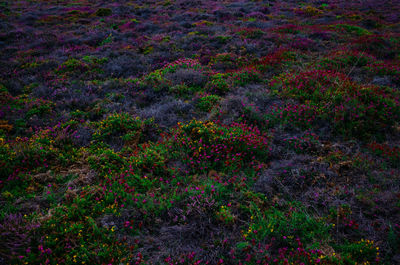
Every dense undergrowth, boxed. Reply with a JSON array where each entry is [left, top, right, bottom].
[[1, 0, 400, 264]]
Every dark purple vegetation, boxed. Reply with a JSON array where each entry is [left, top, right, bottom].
[[1, 0, 400, 264]]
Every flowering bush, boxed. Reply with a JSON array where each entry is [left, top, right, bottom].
[[317, 49, 376, 71], [169, 120, 270, 173], [267, 102, 320, 129], [271, 69, 400, 138], [228, 66, 262, 87], [367, 142, 400, 167], [1, 122, 79, 189], [196, 94, 221, 112], [92, 113, 152, 145], [205, 73, 232, 94]]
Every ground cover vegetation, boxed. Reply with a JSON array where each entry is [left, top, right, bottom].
[[0, 0, 400, 264]]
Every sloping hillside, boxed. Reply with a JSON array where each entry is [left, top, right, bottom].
[[1, 0, 400, 264]]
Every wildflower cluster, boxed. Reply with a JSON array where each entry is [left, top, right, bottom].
[[316, 49, 376, 71], [205, 73, 232, 94], [216, 204, 235, 224], [54, 56, 108, 79], [161, 58, 204, 74], [196, 93, 221, 112], [1, 122, 79, 188], [0, 87, 54, 122], [367, 142, 400, 166], [294, 5, 324, 17], [271, 69, 400, 138], [267, 102, 320, 129], [228, 66, 262, 86], [364, 61, 400, 77], [256, 49, 302, 72], [92, 113, 151, 144], [169, 120, 270, 173]]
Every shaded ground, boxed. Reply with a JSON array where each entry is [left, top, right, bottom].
[[1, 0, 400, 264]]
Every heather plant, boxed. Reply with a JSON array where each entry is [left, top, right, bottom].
[[283, 131, 320, 154], [230, 240, 325, 264], [92, 113, 152, 144], [271, 70, 400, 138], [351, 34, 400, 59], [244, 202, 331, 247], [237, 28, 264, 39], [273, 24, 301, 34], [256, 49, 303, 72], [168, 120, 270, 173], [1, 0, 400, 263], [367, 142, 400, 167], [54, 56, 108, 80], [0, 88, 55, 130], [1, 122, 79, 190], [22, 199, 131, 264], [196, 94, 221, 112], [266, 102, 320, 129], [206, 73, 232, 94], [334, 24, 371, 36], [128, 141, 170, 175], [364, 61, 400, 77], [209, 52, 241, 70], [316, 49, 376, 72], [295, 5, 323, 17], [0, 214, 40, 263], [228, 66, 262, 87], [136, 58, 208, 92], [161, 58, 205, 75]]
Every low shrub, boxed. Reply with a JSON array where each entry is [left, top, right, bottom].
[[168, 120, 271, 173], [271, 70, 400, 138]]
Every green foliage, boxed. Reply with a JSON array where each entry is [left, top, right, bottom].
[[92, 113, 151, 143], [2, 1, 399, 263], [317, 50, 376, 71], [196, 94, 221, 112], [215, 35, 232, 44], [216, 205, 235, 224], [244, 202, 331, 248], [88, 147, 127, 175], [169, 120, 270, 173], [23, 196, 130, 264], [1, 123, 78, 188], [230, 67, 262, 86], [206, 73, 231, 94], [335, 239, 380, 264], [169, 84, 202, 98], [335, 24, 371, 36], [55, 56, 107, 78], [271, 70, 400, 139]]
